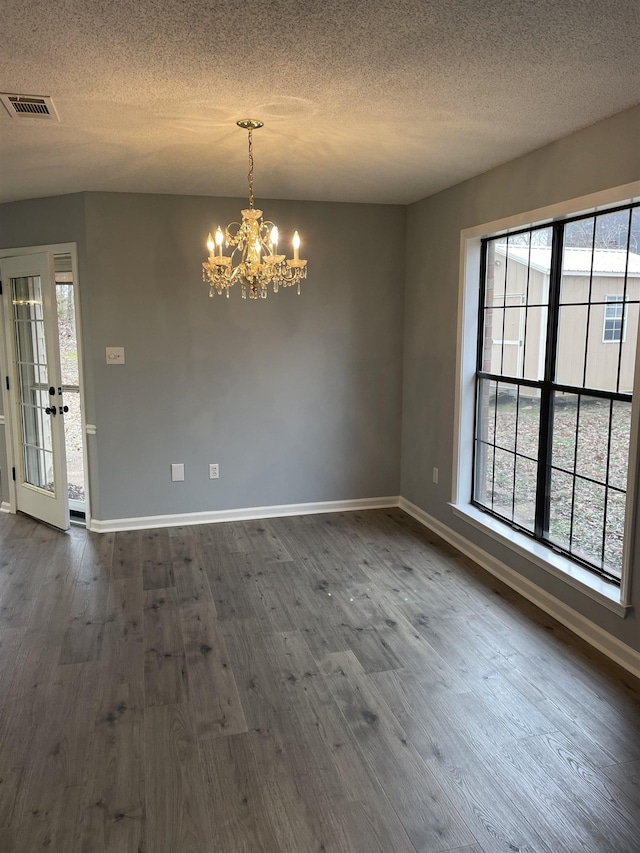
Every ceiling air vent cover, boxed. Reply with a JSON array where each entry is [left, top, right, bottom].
[[0, 93, 60, 121]]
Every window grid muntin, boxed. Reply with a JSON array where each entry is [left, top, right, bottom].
[[473, 202, 640, 585]]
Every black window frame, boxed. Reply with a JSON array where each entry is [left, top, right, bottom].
[[472, 201, 640, 586]]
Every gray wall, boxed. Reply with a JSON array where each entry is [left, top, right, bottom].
[[402, 104, 640, 650], [84, 192, 405, 520], [1, 192, 405, 520]]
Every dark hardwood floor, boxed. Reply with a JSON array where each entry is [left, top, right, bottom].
[[1, 507, 639, 852]]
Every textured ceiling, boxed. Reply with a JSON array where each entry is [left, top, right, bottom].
[[0, 0, 639, 205]]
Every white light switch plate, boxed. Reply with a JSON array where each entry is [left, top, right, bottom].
[[171, 463, 185, 482], [106, 346, 125, 364]]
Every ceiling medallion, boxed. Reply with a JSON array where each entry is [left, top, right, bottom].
[[202, 119, 308, 300]]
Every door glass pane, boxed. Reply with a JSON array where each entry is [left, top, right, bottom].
[[56, 280, 85, 504], [11, 275, 55, 493]]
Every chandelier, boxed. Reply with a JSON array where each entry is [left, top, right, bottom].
[[202, 119, 308, 300]]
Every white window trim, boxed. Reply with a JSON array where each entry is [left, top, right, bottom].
[[452, 181, 640, 613]]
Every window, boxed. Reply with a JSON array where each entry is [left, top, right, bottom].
[[603, 296, 627, 343], [473, 203, 640, 584]]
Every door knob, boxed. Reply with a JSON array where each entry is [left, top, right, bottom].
[[60, 405, 69, 414], [45, 406, 57, 416]]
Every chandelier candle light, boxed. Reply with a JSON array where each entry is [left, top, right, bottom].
[[203, 119, 308, 300]]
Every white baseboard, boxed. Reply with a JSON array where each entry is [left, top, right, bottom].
[[0, 501, 10, 514], [399, 497, 640, 681], [89, 496, 400, 534]]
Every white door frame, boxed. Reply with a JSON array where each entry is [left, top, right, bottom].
[[0, 242, 92, 528]]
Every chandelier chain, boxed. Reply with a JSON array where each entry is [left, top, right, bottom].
[[247, 128, 254, 209]]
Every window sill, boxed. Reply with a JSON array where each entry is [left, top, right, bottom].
[[450, 503, 631, 617]]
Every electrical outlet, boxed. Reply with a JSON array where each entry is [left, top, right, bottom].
[[432, 467, 439, 484], [209, 463, 219, 479], [171, 463, 185, 482]]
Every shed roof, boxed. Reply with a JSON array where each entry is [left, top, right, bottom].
[[495, 244, 640, 277]]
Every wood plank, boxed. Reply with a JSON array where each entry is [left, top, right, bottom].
[[26, 534, 83, 636], [14, 663, 101, 827], [219, 618, 283, 733], [198, 733, 280, 851], [249, 729, 339, 853], [0, 542, 41, 628], [515, 731, 640, 851], [331, 801, 417, 853], [111, 530, 142, 580], [601, 759, 640, 809], [498, 647, 640, 763], [181, 601, 247, 738], [251, 564, 303, 633], [15, 784, 82, 853], [423, 745, 546, 853], [169, 529, 214, 615], [344, 591, 464, 683], [264, 631, 362, 804], [80, 530, 115, 575], [141, 528, 175, 590], [143, 588, 188, 706], [80, 681, 145, 853], [6, 627, 62, 701], [0, 692, 43, 827], [144, 703, 211, 853], [0, 828, 16, 852], [100, 577, 145, 708], [443, 847, 485, 853], [238, 518, 294, 563], [0, 627, 25, 708], [369, 670, 514, 767], [412, 613, 557, 739], [59, 541, 112, 665], [264, 646, 419, 853], [203, 549, 264, 622], [322, 650, 475, 852]]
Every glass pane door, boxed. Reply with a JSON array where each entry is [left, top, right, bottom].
[[11, 275, 55, 492], [1, 252, 69, 530]]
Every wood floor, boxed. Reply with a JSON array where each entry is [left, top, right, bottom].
[[1, 508, 640, 852]]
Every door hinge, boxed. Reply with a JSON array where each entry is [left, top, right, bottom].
[[12, 467, 16, 481], [0, 280, 3, 295], [5, 376, 8, 391]]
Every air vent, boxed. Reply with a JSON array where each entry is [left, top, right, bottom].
[[0, 93, 60, 121]]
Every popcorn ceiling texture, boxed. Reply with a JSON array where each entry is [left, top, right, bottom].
[[0, 0, 639, 204]]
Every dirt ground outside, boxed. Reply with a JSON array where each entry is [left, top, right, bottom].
[[476, 392, 629, 578]]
